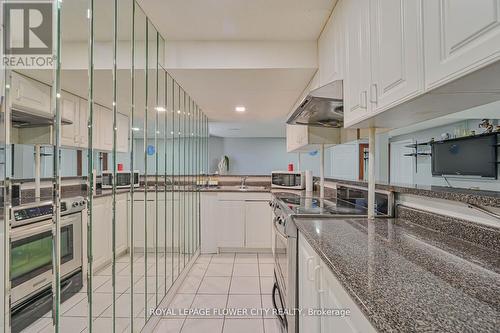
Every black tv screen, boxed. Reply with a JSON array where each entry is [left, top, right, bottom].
[[431, 134, 498, 178]]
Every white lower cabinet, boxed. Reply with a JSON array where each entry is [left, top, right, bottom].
[[201, 192, 272, 252], [244, 201, 273, 248], [91, 194, 129, 272], [218, 200, 246, 248], [298, 233, 321, 333], [298, 233, 376, 333]]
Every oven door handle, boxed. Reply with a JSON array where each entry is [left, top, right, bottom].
[[10, 221, 52, 241], [272, 217, 287, 240], [272, 282, 287, 329]]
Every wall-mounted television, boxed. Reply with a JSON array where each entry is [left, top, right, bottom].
[[431, 133, 498, 178]]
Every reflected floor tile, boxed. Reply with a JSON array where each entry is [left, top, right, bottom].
[[177, 275, 203, 294], [39, 316, 87, 333], [223, 318, 264, 333], [198, 277, 231, 294], [229, 277, 260, 295], [134, 275, 165, 293], [95, 275, 133, 294], [82, 275, 111, 291], [95, 262, 130, 276], [100, 292, 154, 318], [20, 316, 51, 333], [63, 292, 112, 317], [181, 318, 223, 333], [81, 317, 130, 333]]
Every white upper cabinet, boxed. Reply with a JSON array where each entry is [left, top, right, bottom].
[[424, 0, 500, 90], [61, 92, 79, 147], [318, 0, 345, 86], [99, 105, 114, 151], [369, 0, 423, 112], [78, 98, 88, 148], [10, 72, 51, 115], [116, 112, 129, 152], [344, 0, 371, 126]]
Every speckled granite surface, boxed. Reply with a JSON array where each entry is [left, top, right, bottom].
[[397, 205, 500, 252], [295, 217, 500, 332], [325, 178, 500, 208]]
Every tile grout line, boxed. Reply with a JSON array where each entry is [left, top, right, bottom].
[[177, 254, 213, 332]]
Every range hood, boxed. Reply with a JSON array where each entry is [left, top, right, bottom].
[[287, 80, 343, 128], [11, 108, 73, 128]]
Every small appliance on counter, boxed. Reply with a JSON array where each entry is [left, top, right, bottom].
[[271, 171, 305, 190], [101, 170, 140, 189]]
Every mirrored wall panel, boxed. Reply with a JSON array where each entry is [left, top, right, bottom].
[[0, 1, 208, 332]]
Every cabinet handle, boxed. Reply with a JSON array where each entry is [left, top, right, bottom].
[[314, 265, 324, 293], [306, 256, 315, 281], [360, 91, 367, 109], [370, 83, 378, 104]]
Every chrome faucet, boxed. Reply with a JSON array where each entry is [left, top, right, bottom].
[[240, 176, 248, 189]]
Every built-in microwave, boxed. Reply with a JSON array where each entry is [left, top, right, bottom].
[[102, 170, 140, 189], [271, 171, 305, 190]]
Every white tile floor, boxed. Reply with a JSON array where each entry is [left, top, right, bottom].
[[151, 253, 283, 333], [21, 253, 282, 333], [21, 252, 186, 333]]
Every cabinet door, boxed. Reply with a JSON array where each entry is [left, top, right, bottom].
[[217, 200, 245, 248], [61, 92, 79, 147], [318, 0, 345, 86], [424, 0, 500, 89], [344, 0, 371, 126], [99, 106, 114, 151], [92, 105, 100, 149], [116, 194, 128, 253], [298, 234, 321, 333], [10, 72, 51, 114], [78, 98, 88, 148], [319, 261, 377, 333], [93, 197, 112, 270], [370, 0, 423, 112], [116, 112, 129, 152], [244, 201, 272, 248]]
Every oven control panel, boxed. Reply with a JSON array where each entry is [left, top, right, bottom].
[[11, 197, 86, 227]]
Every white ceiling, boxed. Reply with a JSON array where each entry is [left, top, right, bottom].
[[137, 0, 337, 137], [168, 68, 316, 122], [210, 121, 286, 138], [138, 0, 336, 41]]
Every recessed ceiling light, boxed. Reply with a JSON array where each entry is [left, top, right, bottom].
[[132, 127, 140, 131], [155, 106, 166, 112], [235, 106, 246, 112]]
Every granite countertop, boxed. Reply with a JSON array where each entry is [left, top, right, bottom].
[[325, 177, 500, 208], [295, 217, 500, 333]]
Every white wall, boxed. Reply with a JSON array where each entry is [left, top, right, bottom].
[[209, 137, 331, 176]]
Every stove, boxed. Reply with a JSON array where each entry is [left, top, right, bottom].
[[269, 186, 394, 333]]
